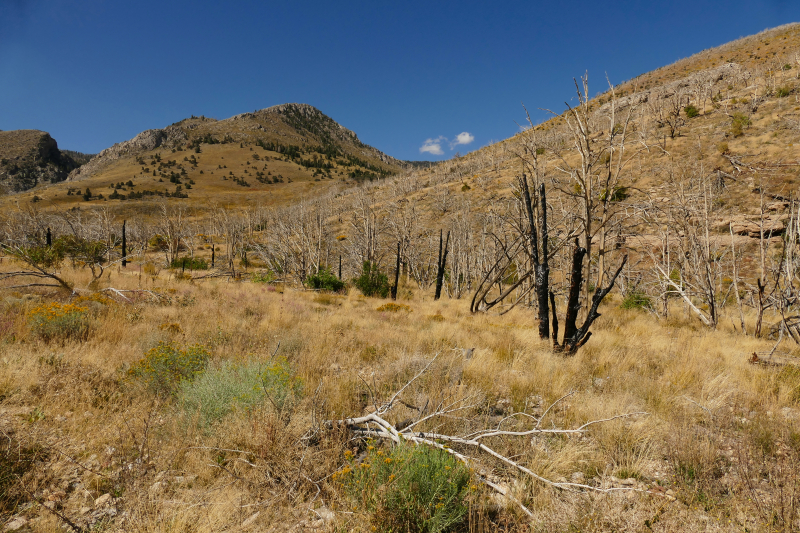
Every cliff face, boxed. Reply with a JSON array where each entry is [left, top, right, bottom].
[[0, 130, 82, 193]]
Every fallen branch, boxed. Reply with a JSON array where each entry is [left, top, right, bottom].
[[320, 356, 649, 516]]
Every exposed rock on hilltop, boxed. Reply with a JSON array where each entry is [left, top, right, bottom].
[[69, 103, 403, 182], [69, 126, 187, 181], [0, 130, 84, 193]]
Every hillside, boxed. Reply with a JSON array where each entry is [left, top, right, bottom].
[[0, 104, 407, 211], [0, 130, 87, 194]]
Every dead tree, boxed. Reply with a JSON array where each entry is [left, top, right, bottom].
[[552, 240, 628, 354], [434, 230, 450, 300], [391, 241, 401, 300], [121, 220, 127, 267], [520, 176, 550, 338]]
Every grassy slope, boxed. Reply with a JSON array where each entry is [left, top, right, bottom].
[[1, 266, 798, 531]]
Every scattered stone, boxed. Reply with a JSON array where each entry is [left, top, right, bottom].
[[493, 398, 512, 415], [94, 493, 112, 507], [5, 517, 27, 531], [173, 475, 197, 485], [241, 511, 260, 528], [315, 506, 335, 522]]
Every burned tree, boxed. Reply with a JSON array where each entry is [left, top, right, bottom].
[[434, 229, 450, 300]]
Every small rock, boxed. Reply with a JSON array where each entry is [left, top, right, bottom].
[[494, 398, 512, 415], [621, 478, 636, 486], [570, 472, 585, 483], [315, 506, 335, 522], [666, 489, 675, 497], [241, 511, 260, 528], [593, 378, 604, 389], [94, 493, 112, 507], [80, 507, 91, 515], [172, 475, 197, 485], [149, 481, 167, 494], [5, 517, 27, 531], [43, 501, 57, 510], [626, 491, 636, 500]]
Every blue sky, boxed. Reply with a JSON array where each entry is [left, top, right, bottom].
[[1, 0, 798, 161]]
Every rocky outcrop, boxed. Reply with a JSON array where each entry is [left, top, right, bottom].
[[0, 130, 81, 193], [68, 125, 187, 181], [599, 63, 749, 113]]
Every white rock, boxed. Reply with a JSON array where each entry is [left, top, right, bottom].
[[94, 493, 112, 507], [241, 512, 260, 528], [5, 517, 27, 531]]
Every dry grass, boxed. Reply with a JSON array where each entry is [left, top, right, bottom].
[[1, 260, 799, 532]]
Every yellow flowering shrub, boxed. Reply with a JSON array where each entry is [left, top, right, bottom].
[[27, 302, 90, 343], [128, 342, 210, 395], [336, 441, 470, 532], [376, 303, 412, 313]]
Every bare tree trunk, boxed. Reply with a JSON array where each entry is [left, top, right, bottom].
[[121, 220, 127, 268], [434, 230, 450, 301], [562, 240, 587, 347], [391, 241, 400, 300]]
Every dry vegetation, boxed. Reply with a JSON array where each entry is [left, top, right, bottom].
[[0, 264, 799, 532]]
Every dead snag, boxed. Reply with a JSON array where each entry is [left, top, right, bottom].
[[520, 175, 550, 338], [554, 246, 628, 355], [391, 241, 401, 300], [434, 229, 450, 301], [121, 220, 127, 267]]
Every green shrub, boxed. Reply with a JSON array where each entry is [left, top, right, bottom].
[[27, 302, 90, 343], [777, 86, 792, 98], [170, 256, 208, 270], [337, 442, 471, 533], [178, 357, 302, 428], [684, 104, 700, 118], [621, 291, 652, 310], [252, 270, 275, 283], [128, 342, 210, 395], [730, 112, 750, 137], [354, 261, 390, 298], [305, 267, 345, 292], [599, 186, 629, 202]]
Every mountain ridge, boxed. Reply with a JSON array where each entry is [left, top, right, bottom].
[[67, 103, 406, 184]]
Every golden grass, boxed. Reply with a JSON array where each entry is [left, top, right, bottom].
[[1, 261, 799, 531]]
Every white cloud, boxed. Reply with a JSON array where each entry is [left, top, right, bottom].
[[450, 131, 475, 148], [420, 132, 475, 156], [419, 137, 445, 155]]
